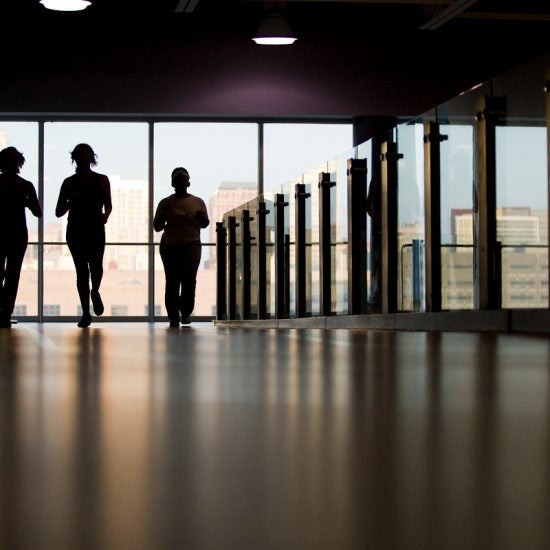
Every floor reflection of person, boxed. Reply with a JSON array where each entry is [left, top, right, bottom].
[[55, 144, 112, 328], [0, 147, 42, 328], [154, 167, 209, 328]]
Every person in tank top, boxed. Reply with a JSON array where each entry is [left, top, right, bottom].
[[55, 143, 112, 328]]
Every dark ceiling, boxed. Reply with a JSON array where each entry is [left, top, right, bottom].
[[2, 0, 550, 118]]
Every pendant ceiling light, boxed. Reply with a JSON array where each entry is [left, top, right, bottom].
[[40, 0, 91, 11], [252, 10, 297, 45]]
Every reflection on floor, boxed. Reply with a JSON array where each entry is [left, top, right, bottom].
[[1, 323, 549, 550]]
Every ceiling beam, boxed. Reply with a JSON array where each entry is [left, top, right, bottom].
[[420, 0, 478, 29], [240, 0, 454, 3], [175, 0, 201, 12], [458, 12, 550, 21]]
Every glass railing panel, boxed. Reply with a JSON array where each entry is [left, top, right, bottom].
[[282, 178, 301, 317], [248, 197, 260, 319], [433, 82, 491, 308], [262, 186, 280, 318], [233, 204, 246, 320], [397, 121, 425, 311], [303, 165, 323, 317], [329, 148, 354, 314]]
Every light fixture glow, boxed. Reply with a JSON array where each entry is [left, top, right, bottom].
[[40, 0, 91, 11], [253, 36, 297, 46], [252, 12, 297, 46]]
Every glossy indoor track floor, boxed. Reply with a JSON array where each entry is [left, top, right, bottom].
[[1, 323, 549, 550]]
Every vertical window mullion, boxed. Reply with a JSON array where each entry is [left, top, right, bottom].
[[38, 121, 45, 323], [148, 121, 155, 322]]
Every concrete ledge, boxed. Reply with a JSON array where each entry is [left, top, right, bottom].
[[215, 309, 550, 333], [509, 309, 550, 333]]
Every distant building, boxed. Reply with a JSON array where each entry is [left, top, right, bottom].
[[206, 181, 258, 267]]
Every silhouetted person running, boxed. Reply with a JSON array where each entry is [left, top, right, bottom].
[[154, 167, 209, 328], [55, 144, 112, 328], [0, 147, 42, 328]]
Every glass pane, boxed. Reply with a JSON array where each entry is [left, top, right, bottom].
[[234, 205, 245, 320], [154, 243, 216, 320], [44, 122, 149, 245], [42, 122, 149, 319], [328, 149, 354, 315], [282, 178, 299, 317], [264, 123, 352, 188], [397, 122, 425, 312], [12, 247, 39, 319], [496, 126, 548, 308], [154, 123, 258, 319], [0, 122, 39, 238], [440, 124, 474, 310], [436, 81, 492, 311], [248, 198, 260, 319], [0, 122, 40, 317], [43, 245, 148, 317], [303, 165, 323, 317], [262, 186, 281, 318]]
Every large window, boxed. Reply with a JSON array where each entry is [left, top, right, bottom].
[[43, 122, 149, 318], [496, 126, 548, 308], [397, 122, 425, 312], [153, 123, 258, 317], [1, 119, 352, 320], [264, 124, 352, 189], [440, 124, 474, 310], [0, 122, 39, 315]]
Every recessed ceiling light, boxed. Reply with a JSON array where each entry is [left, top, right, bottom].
[[40, 0, 91, 12], [253, 12, 297, 46]]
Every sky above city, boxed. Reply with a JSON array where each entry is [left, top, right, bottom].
[[1, 120, 547, 240], [1, 121, 352, 228]]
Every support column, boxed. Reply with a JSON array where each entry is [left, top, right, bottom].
[[347, 158, 368, 314], [423, 121, 447, 312], [474, 95, 506, 310]]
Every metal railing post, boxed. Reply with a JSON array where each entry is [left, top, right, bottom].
[[319, 172, 335, 317], [347, 158, 368, 314], [216, 221, 227, 320]]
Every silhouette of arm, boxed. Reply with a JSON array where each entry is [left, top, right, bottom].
[[101, 175, 112, 224], [25, 181, 42, 218], [195, 210, 209, 228], [195, 199, 209, 229], [55, 179, 71, 218], [153, 200, 167, 232]]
